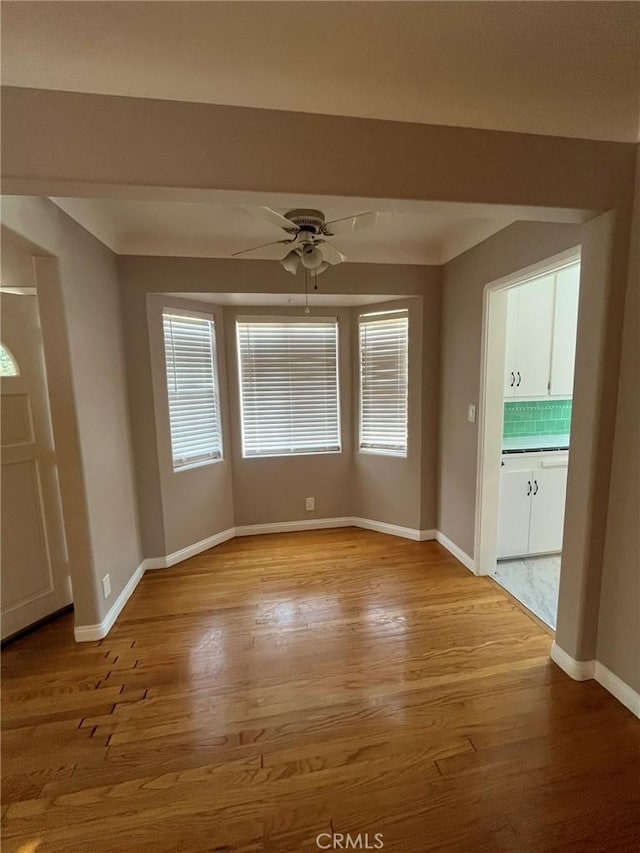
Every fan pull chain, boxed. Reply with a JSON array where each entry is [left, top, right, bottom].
[[304, 266, 310, 314]]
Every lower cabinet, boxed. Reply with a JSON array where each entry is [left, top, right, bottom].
[[497, 457, 568, 558]]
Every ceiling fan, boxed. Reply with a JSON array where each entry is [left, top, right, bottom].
[[232, 207, 379, 275]]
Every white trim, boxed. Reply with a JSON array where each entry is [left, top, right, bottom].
[[0, 286, 37, 296], [418, 529, 437, 542], [72, 529, 640, 720], [162, 528, 236, 568], [435, 531, 476, 573], [473, 246, 582, 576], [74, 562, 145, 642], [550, 640, 595, 680], [480, 250, 583, 294], [140, 556, 166, 571], [70, 520, 438, 642], [550, 642, 640, 719], [235, 517, 353, 537], [594, 661, 640, 719], [354, 517, 428, 542], [235, 518, 436, 542], [162, 305, 214, 322]]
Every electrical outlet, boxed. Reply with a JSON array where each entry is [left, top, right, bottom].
[[467, 404, 476, 423], [102, 574, 111, 599], [305, 497, 315, 511]]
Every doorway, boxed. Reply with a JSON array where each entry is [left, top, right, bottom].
[[474, 248, 581, 629], [1, 292, 72, 639]]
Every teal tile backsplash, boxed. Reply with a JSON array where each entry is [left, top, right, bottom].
[[503, 400, 572, 438]]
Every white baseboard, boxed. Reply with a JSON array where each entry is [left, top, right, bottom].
[[144, 528, 237, 570], [594, 661, 640, 718], [139, 556, 166, 571], [235, 517, 436, 542], [435, 531, 476, 573], [551, 641, 640, 718], [74, 562, 145, 642], [550, 640, 595, 680], [353, 518, 435, 542], [235, 517, 353, 537], [72, 519, 438, 642]]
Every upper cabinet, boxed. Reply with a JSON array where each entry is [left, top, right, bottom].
[[550, 265, 580, 397], [504, 262, 580, 400]]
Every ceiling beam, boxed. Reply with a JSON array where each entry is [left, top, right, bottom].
[[1, 87, 634, 215]]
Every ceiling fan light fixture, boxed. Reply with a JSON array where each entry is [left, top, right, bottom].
[[300, 245, 324, 270], [281, 250, 301, 275]]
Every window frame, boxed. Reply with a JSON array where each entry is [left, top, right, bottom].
[[162, 307, 224, 473], [358, 308, 409, 458], [236, 315, 342, 460]]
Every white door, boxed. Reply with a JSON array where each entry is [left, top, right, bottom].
[[504, 290, 519, 397], [1, 293, 71, 639], [497, 469, 532, 558], [550, 264, 580, 397], [514, 274, 555, 397], [528, 465, 568, 554]]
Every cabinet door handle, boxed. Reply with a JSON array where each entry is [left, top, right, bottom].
[[527, 480, 532, 496], [533, 480, 539, 495], [510, 371, 515, 387], [516, 371, 522, 387]]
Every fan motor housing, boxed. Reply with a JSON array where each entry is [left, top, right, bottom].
[[284, 209, 327, 235]]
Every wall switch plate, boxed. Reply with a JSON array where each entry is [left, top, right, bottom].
[[305, 497, 315, 511], [102, 574, 111, 599], [468, 404, 476, 423]]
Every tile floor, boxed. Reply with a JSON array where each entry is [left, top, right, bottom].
[[493, 554, 561, 629]]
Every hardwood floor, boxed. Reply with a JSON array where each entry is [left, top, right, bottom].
[[2, 528, 639, 852]]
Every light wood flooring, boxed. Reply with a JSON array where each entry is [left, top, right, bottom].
[[2, 528, 639, 852]]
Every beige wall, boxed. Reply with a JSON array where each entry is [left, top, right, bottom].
[[147, 295, 235, 555], [1, 199, 142, 626], [439, 221, 583, 557], [141, 296, 434, 534], [352, 297, 426, 531], [440, 213, 637, 677], [225, 306, 353, 526], [596, 150, 640, 692], [1, 89, 636, 692], [420, 288, 442, 530], [3, 87, 635, 212], [1, 227, 38, 287], [120, 257, 439, 545]]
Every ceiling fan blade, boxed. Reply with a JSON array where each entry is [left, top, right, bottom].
[[242, 206, 298, 232], [320, 241, 347, 266], [231, 239, 291, 257], [324, 212, 379, 234]]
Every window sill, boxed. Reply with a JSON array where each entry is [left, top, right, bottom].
[[358, 448, 408, 459], [173, 456, 224, 473], [241, 450, 343, 460]]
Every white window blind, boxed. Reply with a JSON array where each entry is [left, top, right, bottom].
[[359, 311, 408, 456], [162, 311, 223, 470], [237, 318, 341, 458]]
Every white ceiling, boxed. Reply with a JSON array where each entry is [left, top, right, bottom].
[[50, 196, 515, 265], [3, 2, 639, 143]]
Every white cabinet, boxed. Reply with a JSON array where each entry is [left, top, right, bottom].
[[528, 467, 568, 553], [504, 293, 519, 397], [550, 265, 580, 396], [497, 454, 568, 558], [497, 470, 533, 557], [504, 263, 579, 400]]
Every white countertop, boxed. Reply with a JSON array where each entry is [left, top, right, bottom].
[[502, 433, 570, 453]]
